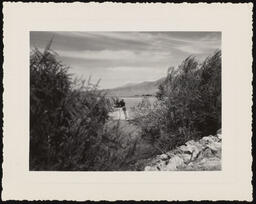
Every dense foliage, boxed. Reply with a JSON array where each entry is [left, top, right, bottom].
[[30, 47, 114, 170], [134, 50, 221, 153]]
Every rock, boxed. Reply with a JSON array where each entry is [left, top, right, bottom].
[[180, 157, 221, 171], [216, 129, 221, 134], [180, 153, 191, 164], [143, 130, 222, 171], [197, 157, 221, 171], [156, 160, 168, 170], [199, 136, 215, 145], [186, 140, 204, 150], [185, 162, 196, 170], [212, 136, 220, 142], [185, 140, 196, 146], [200, 147, 214, 158], [191, 149, 201, 161], [165, 155, 184, 170], [206, 142, 221, 153], [159, 154, 169, 160], [181, 141, 202, 151], [144, 166, 151, 171], [144, 166, 159, 171], [166, 151, 176, 158], [179, 145, 192, 153], [179, 141, 202, 162], [179, 145, 193, 154]]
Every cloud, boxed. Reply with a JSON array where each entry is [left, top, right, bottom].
[[56, 49, 171, 62], [174, 42, 220, 55], [30, 31, 151, 52], [30, 31, 221, 88], [58, 49, 136, 60], [57, 31, 157, 43], [107, 66, 164, 72]]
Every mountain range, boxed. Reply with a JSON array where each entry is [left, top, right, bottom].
[[104, 78, 165, 97]]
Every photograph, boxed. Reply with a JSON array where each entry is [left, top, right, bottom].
[[3, 2, 253, 201], [30, 31, 222, 171]]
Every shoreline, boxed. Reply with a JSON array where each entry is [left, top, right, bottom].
[[106, 95, 156, 98]]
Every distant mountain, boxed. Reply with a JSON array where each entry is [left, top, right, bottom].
[[104, 78, 165, 97]]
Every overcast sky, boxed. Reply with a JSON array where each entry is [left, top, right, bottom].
[[30, 31, 221, 89]]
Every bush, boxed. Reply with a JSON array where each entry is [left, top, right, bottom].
[[93, 120, 139, 170], [133, 50, 221, 152], [30, 47, 112, 170]]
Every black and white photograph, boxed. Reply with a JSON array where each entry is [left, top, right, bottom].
[[30, 31, 222, 171], [3, 2, 253, 201]]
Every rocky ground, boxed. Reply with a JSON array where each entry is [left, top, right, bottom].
[[144, 130, 222, 171], [104, 118, 222, 171]]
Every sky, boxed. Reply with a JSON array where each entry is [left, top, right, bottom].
[[30, 31, 221, 89]]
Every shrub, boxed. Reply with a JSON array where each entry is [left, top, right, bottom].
[[93, 120, 139, 171], [30, 46, 112, 170], [133, 50, 221, 153], [131, 97, 170, 152]]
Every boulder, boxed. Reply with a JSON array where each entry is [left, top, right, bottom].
[[179, 145, 193, 154], [159, 154, 169, 160], [199, 136, 215, 144], [165, 155, 184, 171], [180, 153, 192, 164], [206, 142, 221, 153], [186, 140, 203, 151], [156, 160, 168, 170], [179, 145, 192, 153], [200, 147, 215, 159]]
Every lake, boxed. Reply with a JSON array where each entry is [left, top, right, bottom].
[[122, 97, 157, 110], [108, 96, 157, 120]]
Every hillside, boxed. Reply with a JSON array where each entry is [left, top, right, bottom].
[[104, 78, 164, 97]]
